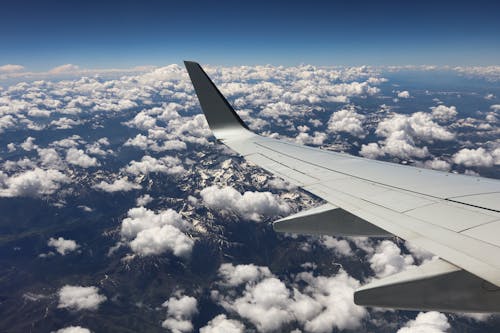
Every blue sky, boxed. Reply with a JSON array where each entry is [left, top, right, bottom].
[[1, 0, 499, 70]]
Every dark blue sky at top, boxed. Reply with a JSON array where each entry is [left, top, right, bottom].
[[1, 0, 499, 70]]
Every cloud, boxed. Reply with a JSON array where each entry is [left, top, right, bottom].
[[267, 178, 296, 190], [200, 314, 245, 333], [66, 148, 99, 168], [369, 240, 414, 278], [0, 115, 16, 133], [214, 263, 366, 332], [129, 225, 194, 257], [49, 64, 80, 74], [93, 177, 141, 192], [397, 91, 410, 98], [136, 194, 153, 206], [327, 107, 366, 138], [430, 105, 457, 122], [320, 236, 353, 256], [404, 241, 435, 263], [120, 207, 193, 258], [0, 168, 70, 197], [361, 112, 455, 160], [57, 285, 106, 311], [124, 134, 149, 149], [54, 327, 92, 333], [123, 155, 185, 176], [376, 112, 455, 142], [490, 104, 500, 112], [21, 136, 37, 151], [162, 294, 198, 333], [125, 111, 157, 130], [359, 142, 384, 159], [295, 271, 367, 332], [37, 148, 65, 169], [200, 185, 290, 221], [397, 312, 450, 333], [0, 64, 25, 73], [218, 263, 272, 287], [452, 147, 496, 167], [51, 117, 82, 129], [48, 237, 79, 255], [421, 158, 451, 171], [453, 66, 500, 82]]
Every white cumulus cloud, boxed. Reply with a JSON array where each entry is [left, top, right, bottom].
[[54, 326, 91, 333], [66, 148, 98, 168], [200, 185, 290, 221], [397, 90, 410, 98], [430, 105, 457, 122], [48, 237, 79, 255], [94, 177, 141, 192], [397, 312, 450, 333], [162, 294, 198, 333], [214, 263, 366, 333], [0, 168, 70, 197], [452, 147, 496, 167], [120, 207, 193, 258], [369, 240, 415, 278], [58, 285, 106, 311], [327, 107, 366, 138], [200, 314, 245, 333]]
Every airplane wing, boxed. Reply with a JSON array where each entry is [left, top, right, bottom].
[[184, 61, 500, 313]]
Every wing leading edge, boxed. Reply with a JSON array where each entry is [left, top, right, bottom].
[[184, 61, 500, 312]]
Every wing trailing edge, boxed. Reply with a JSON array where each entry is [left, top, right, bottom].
[[273, 203, 391, 237], [355, 258, 500, 312]]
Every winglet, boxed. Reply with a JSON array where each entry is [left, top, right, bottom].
[[184, 61, 251, 140]]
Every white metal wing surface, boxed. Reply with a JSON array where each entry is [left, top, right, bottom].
[[184, 61, 500, 312]]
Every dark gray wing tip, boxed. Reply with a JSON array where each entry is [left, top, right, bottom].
[[183, 60, 250, 133]]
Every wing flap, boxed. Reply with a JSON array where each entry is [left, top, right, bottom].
[[273, 203, 391, 237], [355, 258, 500, 312]]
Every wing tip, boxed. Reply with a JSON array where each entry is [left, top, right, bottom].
[[183, 60, 251, 137], [183, 60, 199, 66]]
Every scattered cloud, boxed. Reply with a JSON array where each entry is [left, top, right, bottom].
[[0, 168, 70, 197], [421, 158, 451, 171], [200, 185, 290, 221], [369, 240, 414, 278], [49, 64, 80, 74], [360, 112, 455, 160], [397, 90, 410, 98], [94, 177, 141, 192], [54, 327, 92, 333], [136, 194, 153, 206], [0, 64, 25, 73], [58, 285, 106, 311], [320, 236, 353, 257], [327, 107, 366, 138], [66, 148, 98, 168], [213, 263, 366, 332], [200, 314, 245, 333], [490, 104, 500, 112], [123, 156, 185, 176], [21, 136, 37, 151], [162, 294, 198, 333], [48, 237, 79, 255], [120, 207, 193, 257], [397, 312, 450, 333], [452, 147, 500, 167], [430, 105, 457, 122]]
